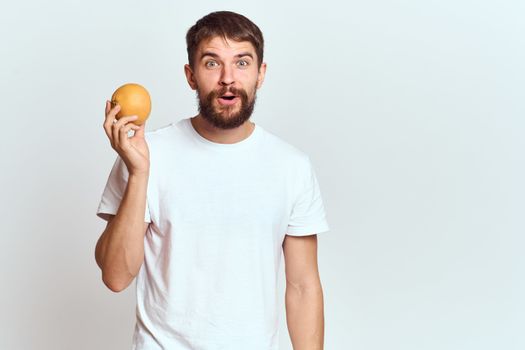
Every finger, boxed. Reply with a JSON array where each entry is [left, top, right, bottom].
[[128, 124, 141, 140], [106, 103, 121, 122], [114, 115, 139, 129], [104, 103, 121, 131], [103, 101, 120, 142], [112, 115, 138, 148], [118, 123, 138, 150]]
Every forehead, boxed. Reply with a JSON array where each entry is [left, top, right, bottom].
[[197, 36, 256, 57]]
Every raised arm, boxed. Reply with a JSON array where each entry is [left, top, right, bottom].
[[95, 100, 151, 292], [95, 173, 150, 292]]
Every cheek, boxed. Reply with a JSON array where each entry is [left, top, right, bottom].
[[194, 70, 220, 86], [240, 72, 259, 89]]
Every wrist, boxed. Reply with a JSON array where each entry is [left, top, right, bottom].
[[129, 171, 149, 180]]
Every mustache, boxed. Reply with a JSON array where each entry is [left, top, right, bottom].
[[211, 86, 247, 98]]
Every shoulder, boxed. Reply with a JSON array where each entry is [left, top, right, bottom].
[[144, 122, 175, 141], [258, 126, 311, 168], [143, 119, 188, 145]]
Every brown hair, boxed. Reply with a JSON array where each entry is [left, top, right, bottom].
[[186, 11, 264, 70]]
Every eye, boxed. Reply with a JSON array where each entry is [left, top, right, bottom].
[[237, 59, 249, 68], [205, 60, 219, 68]]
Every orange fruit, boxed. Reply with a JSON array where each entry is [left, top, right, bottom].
[[110, 83, 151, 125]]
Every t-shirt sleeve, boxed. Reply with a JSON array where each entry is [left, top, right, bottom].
[[286, 157, 330, 236], [96, 155, 151, 223]]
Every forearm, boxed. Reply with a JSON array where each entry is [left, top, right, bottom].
[[285, 283, 324, 350], [96, 172, 149, 291]]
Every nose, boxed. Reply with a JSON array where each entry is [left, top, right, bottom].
[[219, 64, 235, 86]]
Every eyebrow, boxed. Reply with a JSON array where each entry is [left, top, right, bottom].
[[199, 51, 254, 61]]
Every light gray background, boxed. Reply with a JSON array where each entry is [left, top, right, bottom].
[[1, 0, 523, 349]]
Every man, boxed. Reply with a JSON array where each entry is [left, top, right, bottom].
[[95, 11, 330, 350]]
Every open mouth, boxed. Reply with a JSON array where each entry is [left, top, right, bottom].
[[218, 95, 239, 105]]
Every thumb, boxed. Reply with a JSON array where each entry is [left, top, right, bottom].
[[134, 122, 146, 138]]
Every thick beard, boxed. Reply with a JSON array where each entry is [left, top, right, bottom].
[[196, 85, 257, 130]]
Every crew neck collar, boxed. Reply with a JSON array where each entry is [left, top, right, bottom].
[[185, 117, 261, 150]]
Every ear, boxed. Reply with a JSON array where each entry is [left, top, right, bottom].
[[256, 62, 267, 90], [184, 64, 197, 90]]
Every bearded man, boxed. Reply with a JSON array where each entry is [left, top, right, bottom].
[[96, 10, 330, 350]]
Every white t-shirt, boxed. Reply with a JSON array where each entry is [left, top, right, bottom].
[[96, 117, 330, 350]]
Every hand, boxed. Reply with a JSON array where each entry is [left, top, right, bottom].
[[103, 100, 150, 176]]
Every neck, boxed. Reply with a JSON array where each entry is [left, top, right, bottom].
[[190, 115, 255, 144]]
